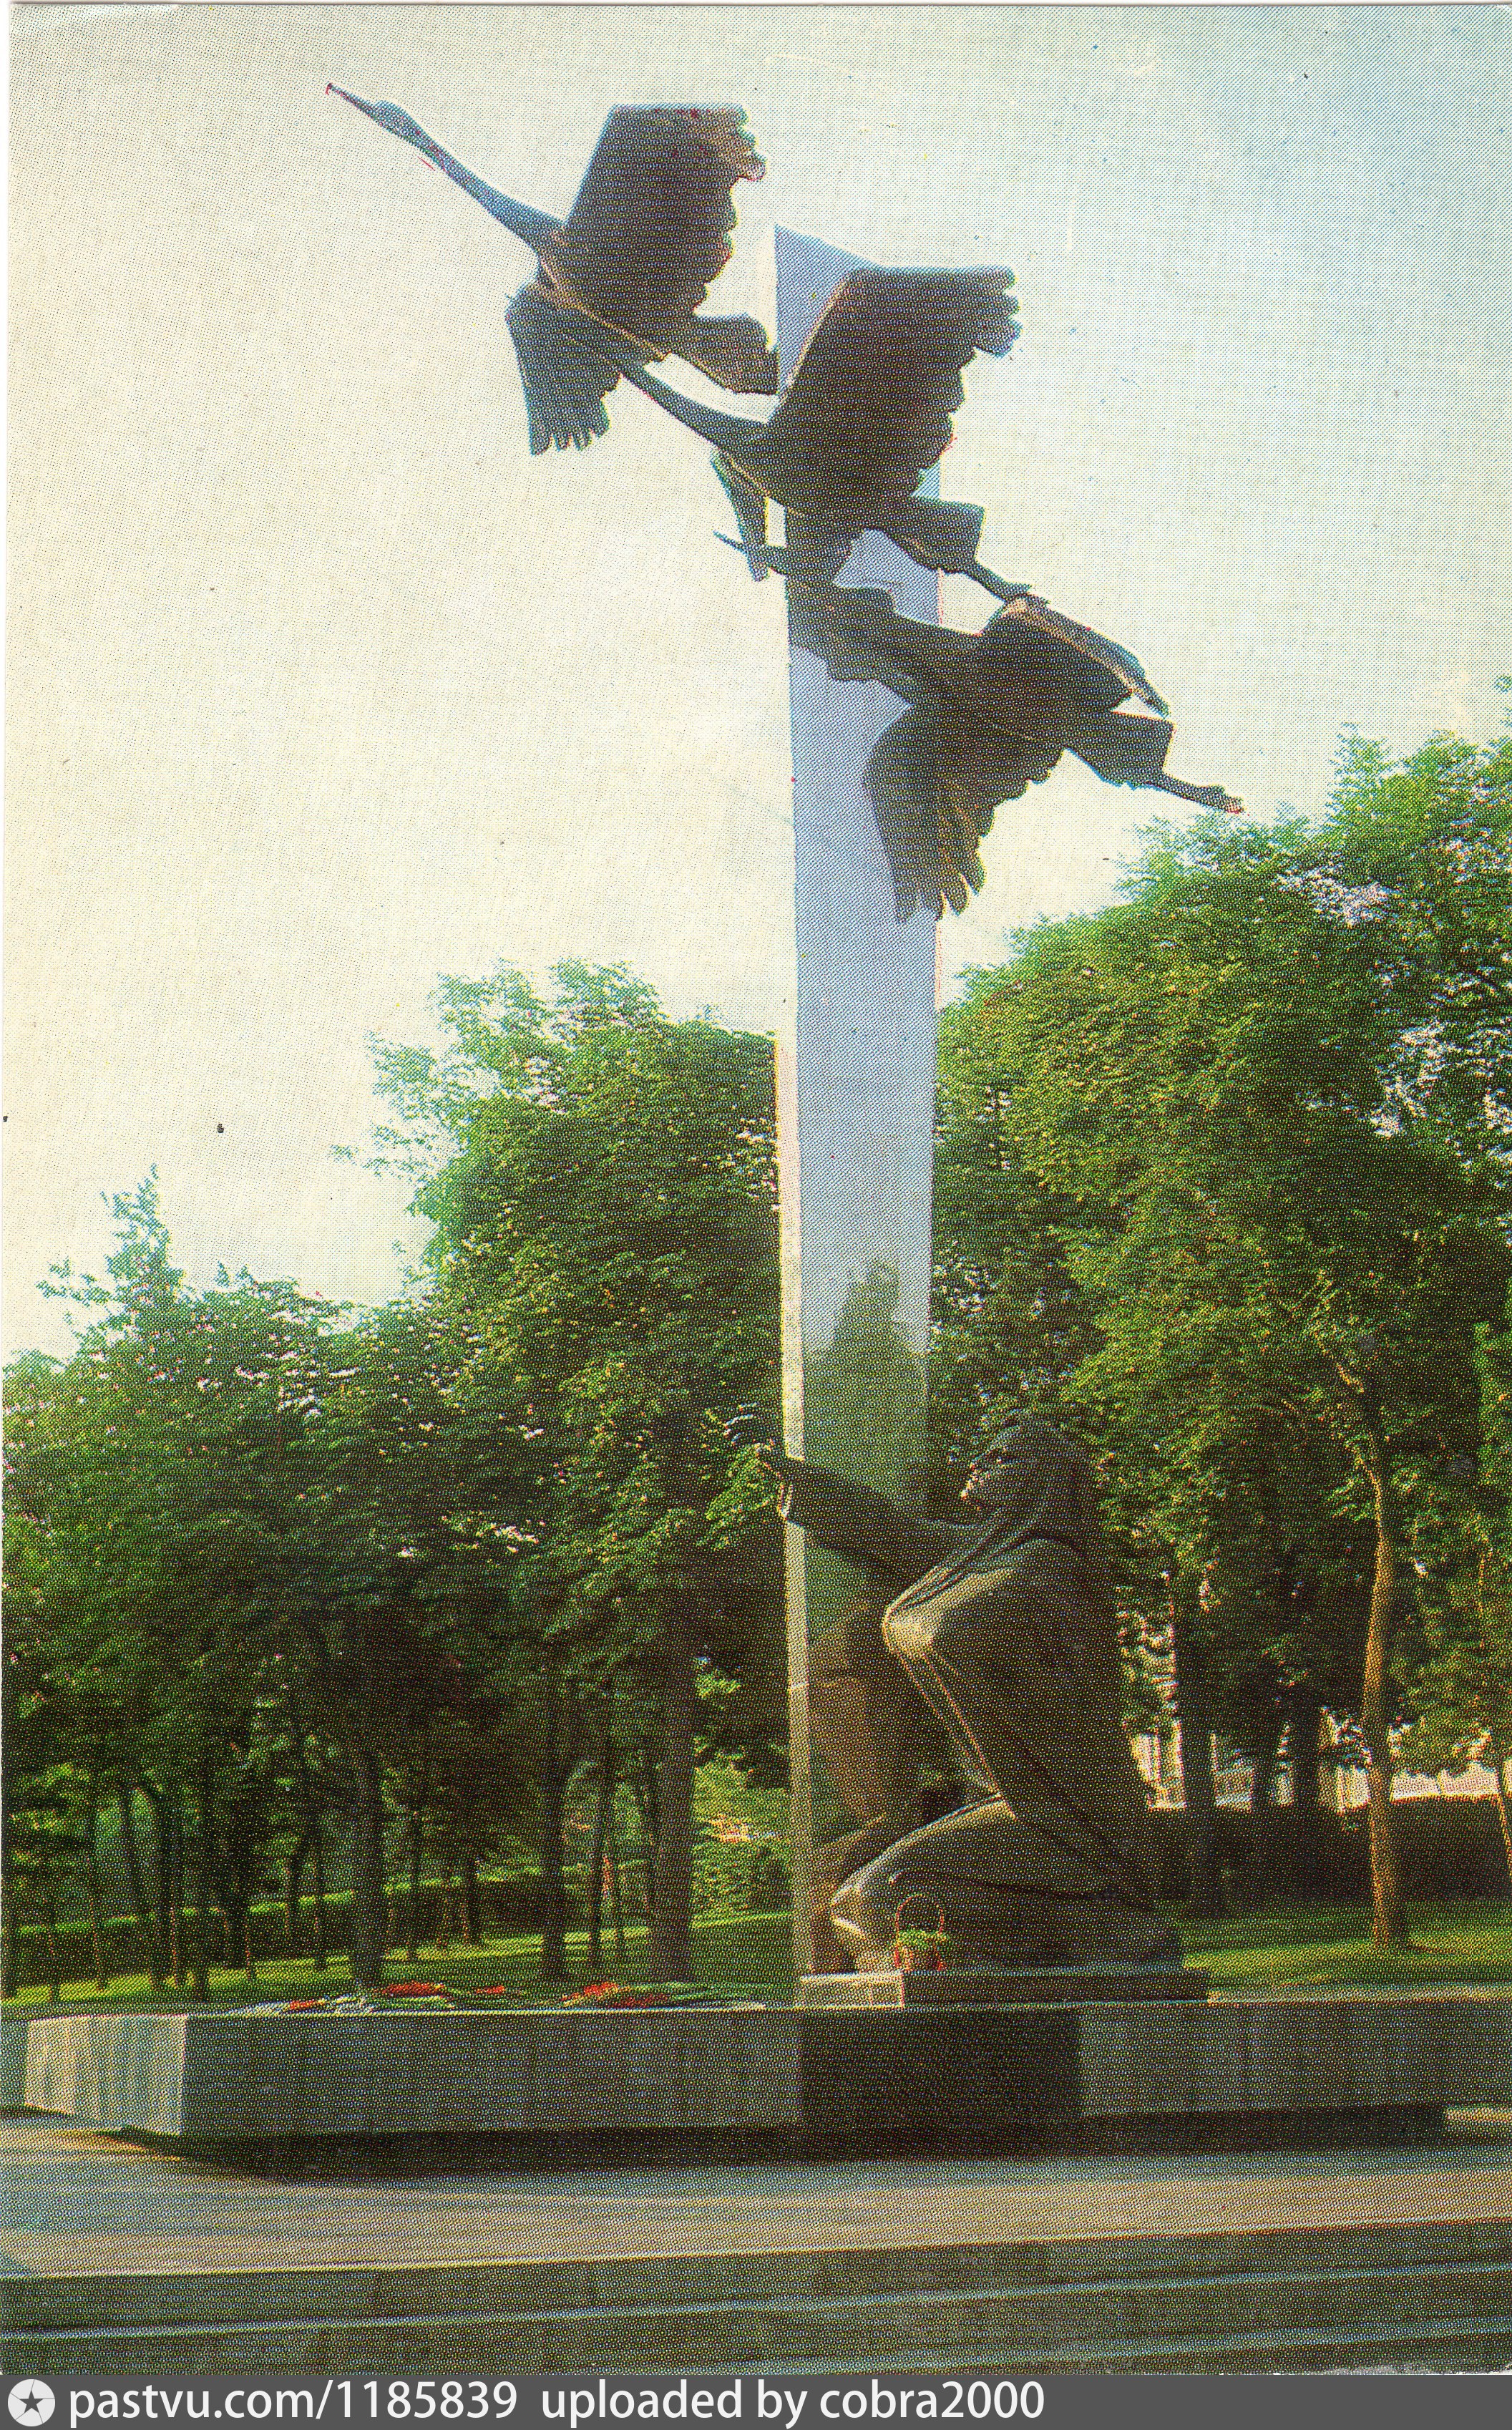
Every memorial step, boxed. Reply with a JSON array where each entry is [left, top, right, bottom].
[[6, 2220, 1511, 2375]]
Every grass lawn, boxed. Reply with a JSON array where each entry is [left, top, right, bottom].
[[6, 1899, 1511, 2013], [1175, 1897, 1512, 1991], [1, 1910, 797, 2013]]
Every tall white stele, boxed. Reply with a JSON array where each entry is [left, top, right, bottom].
[[774, 229, 941, 1979]]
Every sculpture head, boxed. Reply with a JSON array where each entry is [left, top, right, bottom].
[[959, 1414, 1071, 1512], [957, 1414, 1113, 1608]]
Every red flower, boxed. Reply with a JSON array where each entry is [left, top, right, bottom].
[[384, 1981, 447, 1997], [565, 1980, 668, 2008]]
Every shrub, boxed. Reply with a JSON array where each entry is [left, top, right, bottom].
[[692, 1834, 791, 1915], [1148, 1797, 1511, 1905]]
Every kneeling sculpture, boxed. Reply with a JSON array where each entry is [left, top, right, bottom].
[[775, 1414, 1180, 1975]]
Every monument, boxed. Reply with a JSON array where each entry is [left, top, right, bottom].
[[767, 226, 948, 1985], [760, 232, 1209, 1997], [17, 96, 1508, 2182]]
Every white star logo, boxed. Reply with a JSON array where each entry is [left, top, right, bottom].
[[8, 2386, 55, 2426]]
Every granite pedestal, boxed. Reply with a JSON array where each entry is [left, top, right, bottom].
[[16, 1990, 1511, 2154]]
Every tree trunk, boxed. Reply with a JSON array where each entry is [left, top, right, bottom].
[[1, 1879, 19, 2003], [1357, 1427, 1408, 1948], [1287, 1684, 1323, 1895], [43, 1875, 62, 2005], [348, 1744, 387, 1991], [650, 1602, 696, 1984], [283, 1832, 310, 1955], [1, 1866, 19, 2002], [118, 1787, 165, 1993], [631, 1747, 660, 1920], [1488, 1735, 1512, 1898], [1170, 1583, 1222, 1916], [285, 1691, 326, 1968], [1244, 1716, 1282, 1909], [311, 1822, 328, 1972], [191, 1754, 213, 2002], [406, 1804, 424, 1963], [462, 1842, 481, 1945], [141, 1782, 175, 1987], [537, 1664, 570, 1986], [84, 1783, 109, 1991], [608, 1799, 626, 1965], [586, 1714, 615, 1975], [168, 1800, 185, 1991]]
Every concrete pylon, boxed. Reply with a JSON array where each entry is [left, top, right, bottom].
[[774, 228, 941, 1981]]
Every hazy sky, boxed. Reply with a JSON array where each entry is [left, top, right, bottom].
[[7, 4, 1510, 1356]]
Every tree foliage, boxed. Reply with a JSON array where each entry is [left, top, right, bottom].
[[933, 722, 1512, 1935], [369, 963, 784, 1979]]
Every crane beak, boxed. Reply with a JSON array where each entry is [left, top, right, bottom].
[[326, 84, 394, 137], [326, 84, 443, 172]]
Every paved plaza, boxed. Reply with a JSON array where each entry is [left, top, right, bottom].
[[2, 2113, 1509, 2280], [4, 2111, 1511, 2373]]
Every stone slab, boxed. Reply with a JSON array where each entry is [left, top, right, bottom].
[[16, 1992, 1511, 2149], [21, 2008, 804, 2144], [1075, 1993, 1512, 2120], [800, 1965, 1210, 2006]]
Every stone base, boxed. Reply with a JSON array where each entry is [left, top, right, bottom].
[[16, 1992, 1512, 2153], [1, 2012, 29, 2109], [800, 1965, 1209, 2006], [20, 2008, 801, 2144]]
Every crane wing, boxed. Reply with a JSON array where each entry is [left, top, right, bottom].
[[976, 596, 1171, 716], [557, 107, 766, 352], [1068, 709, 1177, 790], [769, 269, 1020, 502], [786, 581, 981, 703], [972, 600, 1220, 797], [867, 704, 1059, 921], [505, 283, 625, 452]]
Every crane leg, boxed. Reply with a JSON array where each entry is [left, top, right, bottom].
[[967, 560, 1038, 606], [1152, 773, 1244, 814]]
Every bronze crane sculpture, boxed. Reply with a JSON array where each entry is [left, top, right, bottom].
[[781, 571, 1242, 919], [584, 266, 1029, 603], [328, 89, 778, 450]]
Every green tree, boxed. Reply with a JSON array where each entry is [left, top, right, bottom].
[[370, 964, 783, 1981], [934, 773, 1509, 1940], [1325, 723, 1512, 1172], [284, 1296, 534, 1989], [7, 1181, 348, 1996], [1399, 1288, 1512, 1883]]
